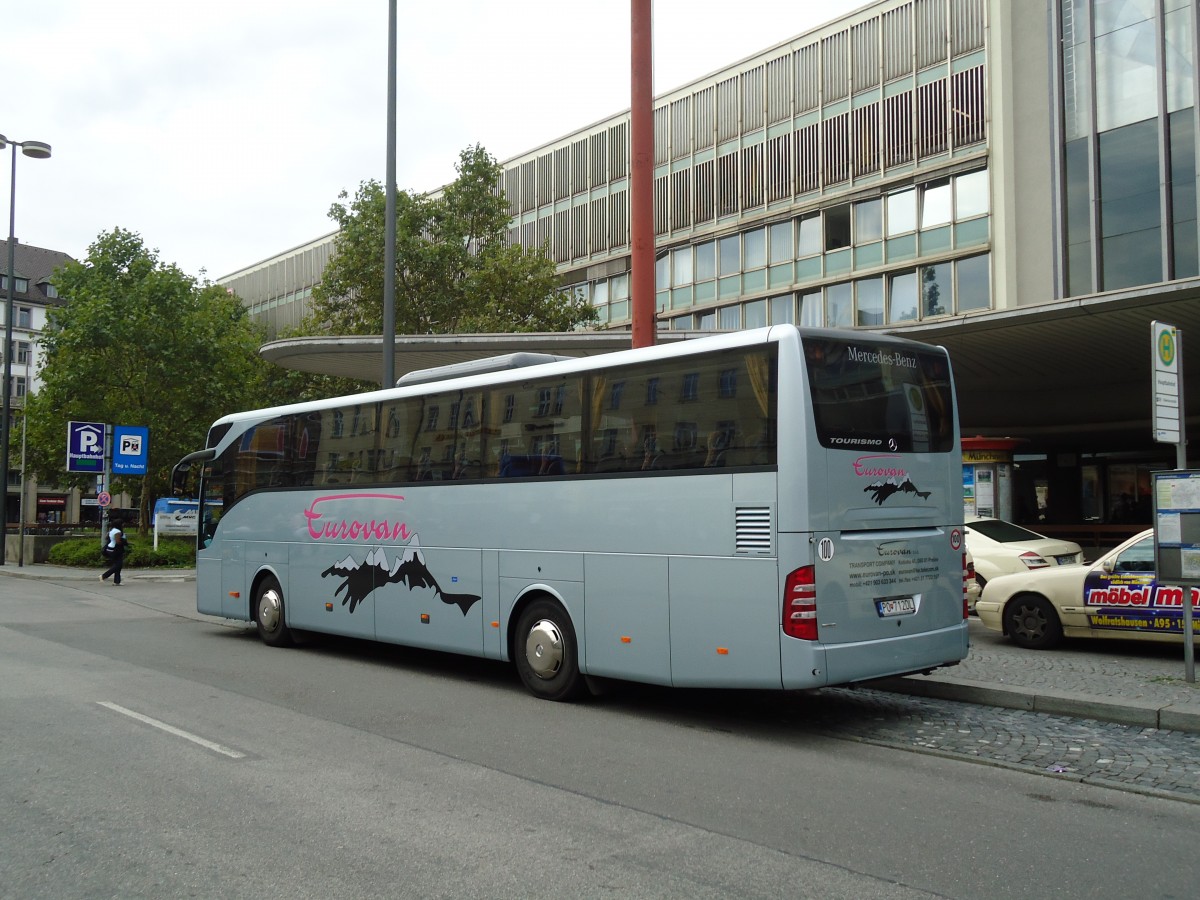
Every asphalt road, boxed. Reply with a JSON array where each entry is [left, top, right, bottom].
[[1, 576, 1197, 899]]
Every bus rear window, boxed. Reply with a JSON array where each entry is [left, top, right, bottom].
[[803, 337, 954, 453]]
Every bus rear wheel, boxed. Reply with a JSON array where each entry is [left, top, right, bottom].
[[514, 598, 585, 701], [255, 576, 294, 648]]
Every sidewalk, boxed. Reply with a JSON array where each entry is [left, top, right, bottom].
[[0, 563, 196, 583], [3, 563, 1198, 733]]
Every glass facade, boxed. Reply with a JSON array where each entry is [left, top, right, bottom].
[[1059, 0, 1199, 296]]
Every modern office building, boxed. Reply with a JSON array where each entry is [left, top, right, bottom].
[[220, 0, 1200, 534]]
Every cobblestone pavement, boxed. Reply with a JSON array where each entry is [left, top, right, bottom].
[[922, 620, 1199, 707], [812, 687, 1200, 804]]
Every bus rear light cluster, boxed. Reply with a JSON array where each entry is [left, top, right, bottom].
[[962, 552, 972, 619], [783, 565, 818, 640]]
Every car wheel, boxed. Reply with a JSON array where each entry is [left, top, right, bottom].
[[255, 576, 294, 648], [1005, 594, 1062, 650], [514, 598, 585, 701]]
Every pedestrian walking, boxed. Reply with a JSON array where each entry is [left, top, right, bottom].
[[100, 520, 128, 586]]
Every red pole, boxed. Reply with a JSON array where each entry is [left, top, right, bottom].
[[630, 0, 656, 348]]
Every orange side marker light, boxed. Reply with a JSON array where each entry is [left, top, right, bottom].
[[716, 647, 729, 655]]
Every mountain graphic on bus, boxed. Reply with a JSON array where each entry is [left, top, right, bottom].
[[320, 535, 481, 616], [864, 478, 932, 505]]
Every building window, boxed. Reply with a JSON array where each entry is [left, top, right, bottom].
[[695, 241, 716, 282], [1099, 118, 1162, 290], [921, 262, 952, 317], [826, 282, 853, 327], [743, 227, 766, 269], [825, 204, 852, 250], [609, 382, 625, 409], [799, 290, 822, 326], [955, 169, 990, 219], [744, 298, 767, 328], [770, 294, 795, 324], [769, 221, 793, 262], [920, 179, 952, 228], [798, 213, 822, 256], [719, 368, 738, 398], [956, 254, 991, 312], [887, 188, 917, 235], [672, 246, 693, 286], [855, 198, 883, 243], [889, 270, 918, 322], [856, 277, 884, 325], [719, 234, 740, 274]]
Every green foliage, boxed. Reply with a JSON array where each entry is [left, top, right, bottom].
[[47, 536, 196, 568], [306, 144, 596, 337], [25, 228, 278, 533]]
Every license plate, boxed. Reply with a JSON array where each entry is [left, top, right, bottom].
[[1055, 554, 1077, 565], [876, 596, 916, 617]]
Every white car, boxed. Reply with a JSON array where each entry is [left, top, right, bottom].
[[976, 529, 1194, 649], [964, 517, 1083, 591]]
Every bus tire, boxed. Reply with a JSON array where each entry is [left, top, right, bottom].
[[514, 598, 585, 701], [255, 576, 294, 648], [1004, 594, 1062, 650]]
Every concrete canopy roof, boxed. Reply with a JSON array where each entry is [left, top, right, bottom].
[[260, 278, 1200, 455]]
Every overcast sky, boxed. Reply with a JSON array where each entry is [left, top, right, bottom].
[[4, 1, 864, 281]]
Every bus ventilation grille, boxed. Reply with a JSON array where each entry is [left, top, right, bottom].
[[735, 507, 773, 555]]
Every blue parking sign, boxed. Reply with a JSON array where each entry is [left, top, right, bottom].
[[113, 425, 149, 475], [67, 421, 106, 473]]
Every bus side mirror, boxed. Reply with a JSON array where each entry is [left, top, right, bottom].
[[170, 462, 190, 497]]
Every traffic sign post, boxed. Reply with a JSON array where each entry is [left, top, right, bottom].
[[1152, 322, 1186, 469]]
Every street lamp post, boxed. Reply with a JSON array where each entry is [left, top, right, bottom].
[[0, 134, 51, 565]]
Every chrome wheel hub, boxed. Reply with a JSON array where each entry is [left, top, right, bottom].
[[524, 619, 564, 680]]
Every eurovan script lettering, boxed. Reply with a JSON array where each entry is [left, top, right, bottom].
[[304, 493, 413, 542]]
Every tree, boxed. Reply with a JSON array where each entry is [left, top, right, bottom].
[[307, 144, 596, 336], [23, 228, 273, 532]]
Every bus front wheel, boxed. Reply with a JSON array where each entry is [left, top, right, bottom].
[[255, 577, 294, 648], [514, 598, 585, 701]]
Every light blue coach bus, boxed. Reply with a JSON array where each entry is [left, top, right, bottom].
[[174, 326, 969, 700]]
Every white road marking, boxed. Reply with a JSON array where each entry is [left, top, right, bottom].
[[97, 701, 246, 759]]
